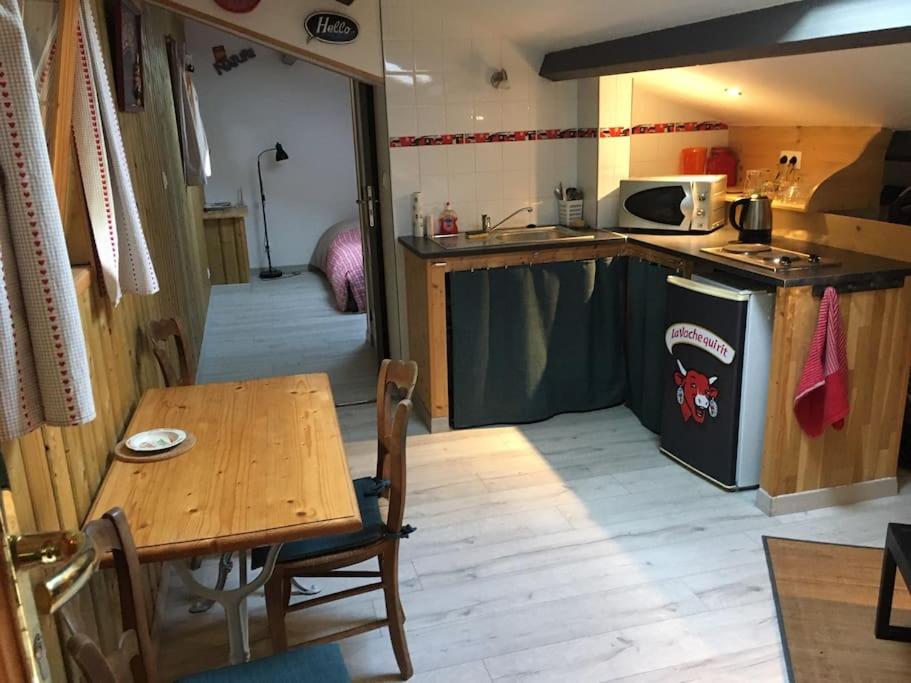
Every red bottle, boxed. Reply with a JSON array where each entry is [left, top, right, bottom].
[[706, 147, 738, 188]]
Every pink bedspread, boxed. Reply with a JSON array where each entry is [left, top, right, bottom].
[[325, 227, 366, 313]]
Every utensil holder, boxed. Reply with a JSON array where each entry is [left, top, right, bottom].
[[557, 199, 584, 226]]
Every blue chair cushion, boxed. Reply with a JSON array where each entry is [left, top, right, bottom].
[[251, 477, 386, 569], [175, 643, 350, 682]]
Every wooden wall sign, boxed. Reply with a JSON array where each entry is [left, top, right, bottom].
[[305, 11, 359, 44], [211, 45, 256, 75], [107, 0, 144, 112]]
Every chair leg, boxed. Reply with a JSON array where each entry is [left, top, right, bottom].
[[381, 549, 413, 680], [264, 570, 289, 653]]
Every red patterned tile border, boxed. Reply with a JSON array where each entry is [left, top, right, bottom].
[[389, 121, 727, 148]]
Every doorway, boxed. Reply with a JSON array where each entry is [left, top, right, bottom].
[[180, 19, 389, 405]]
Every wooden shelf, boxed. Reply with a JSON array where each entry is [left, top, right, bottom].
[[727, 127, 892, 215], [203, 205, 248, 219]]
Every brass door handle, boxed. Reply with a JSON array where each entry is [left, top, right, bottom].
[[10, 530, 97, 614]]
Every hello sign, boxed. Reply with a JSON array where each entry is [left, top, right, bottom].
[[305, 11, 359, 44]]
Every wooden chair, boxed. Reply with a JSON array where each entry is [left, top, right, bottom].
[[45, 507, 351, 682], [258, 359, 418, 680], [148, 317, 194, 387]]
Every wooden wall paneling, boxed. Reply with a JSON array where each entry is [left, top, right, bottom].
[[62, 138, 94, 264], [46, 0, 79, 207], [234, 219, 251, 282], [205, 223, 226, 284], [220, 219, 240, 283], [403, 250, 433, 423], [17, 431, 61, 532], [0, 441, 37, 534], [40, 426, 79, 531], [760, 279, 911, 497]]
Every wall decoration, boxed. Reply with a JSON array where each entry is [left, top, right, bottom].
[[107, 0, 144, 112], [305, 11, 359, 44], [211, 44, 256, 75], [214, 0, 261, 12]]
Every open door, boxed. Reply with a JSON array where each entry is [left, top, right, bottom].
[[351, 82, 389, 360]]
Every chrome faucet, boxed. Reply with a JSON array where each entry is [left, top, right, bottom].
[[482, 206, 534, 234]]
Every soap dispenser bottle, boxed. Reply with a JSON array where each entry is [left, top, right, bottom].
[[438, 202, 459, 235]]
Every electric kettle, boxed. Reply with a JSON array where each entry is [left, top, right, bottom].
[[729, 194, 772, 244]]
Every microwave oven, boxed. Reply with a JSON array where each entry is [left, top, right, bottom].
[[618, 175, 727, 233]]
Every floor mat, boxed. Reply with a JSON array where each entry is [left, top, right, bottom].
[[763, 536, 911, 682]]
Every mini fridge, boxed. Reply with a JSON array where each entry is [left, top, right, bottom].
[[658, 274, 775, 490]]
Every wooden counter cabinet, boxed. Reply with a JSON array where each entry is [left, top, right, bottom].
[[757, 278, 911, 513], [203, 206, 251, 284]]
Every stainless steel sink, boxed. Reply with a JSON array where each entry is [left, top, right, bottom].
[[430, 226, 598, 250]]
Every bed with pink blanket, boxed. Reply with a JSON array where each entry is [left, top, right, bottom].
[[309, 220, 366, 313]]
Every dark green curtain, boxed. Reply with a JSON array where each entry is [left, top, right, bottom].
[[448, 258, 626, 429], [625, 257, 672, 433]]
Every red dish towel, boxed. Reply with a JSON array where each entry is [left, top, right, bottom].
[[794, 287, 850, 437]]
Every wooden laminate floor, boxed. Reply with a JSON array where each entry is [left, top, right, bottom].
[[158, 404, 911, 682], [197, 270, 378, 404]]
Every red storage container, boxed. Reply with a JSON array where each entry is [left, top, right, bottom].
[[680, 147, 708, 175], [706, 147, 738, 188]]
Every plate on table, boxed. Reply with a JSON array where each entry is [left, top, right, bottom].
[[126, 428, 187, 453]]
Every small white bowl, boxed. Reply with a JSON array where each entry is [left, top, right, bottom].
[[126, 428, 187, 453]]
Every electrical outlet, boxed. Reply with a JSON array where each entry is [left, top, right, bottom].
[[779, 150, 802, 169]]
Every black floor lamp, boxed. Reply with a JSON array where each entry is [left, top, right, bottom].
[[256, 142, 289, 279]]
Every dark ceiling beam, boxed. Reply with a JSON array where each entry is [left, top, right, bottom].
[[540, 0, 911, 81]]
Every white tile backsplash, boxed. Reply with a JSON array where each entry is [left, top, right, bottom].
[[416, 105, 446, 136], [386, 105, 417, 138], [502, 170, 530, 201], [382, 0, 578, 233], [473, 102, 502, 133], [475, 143, 503, 173], [476, 171, 504, 201], [447, 144, 475, 174], [418, 145, 448, 175], [385, 73, 415, 106], [448, 172, 477, 202], [445, 103, 475, 132], [413, 40, 443, 72], [383, 41, 413, 73], [501, 140, 531, 171], [421, 173, 449, 204], [414, 73, 445, 105]]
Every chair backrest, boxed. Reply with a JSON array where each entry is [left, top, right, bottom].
[[147, 317, 194, 387], [383, 399, 413, 536], [375, 359, 417, 483], [59, 508, 158, 683]]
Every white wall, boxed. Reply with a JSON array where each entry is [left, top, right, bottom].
[[629, 82, 730, 177], [597, 75, 634, 228], [153, 0, 383, 82], [186, 21, 359, 269]]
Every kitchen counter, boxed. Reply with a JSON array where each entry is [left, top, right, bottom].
[[624, 227, 911, 289], [400, 227, 911, 290], [398, 230, 626, 259]]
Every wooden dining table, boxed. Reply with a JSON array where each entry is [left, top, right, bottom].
[[87, 373, 362, 664]]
